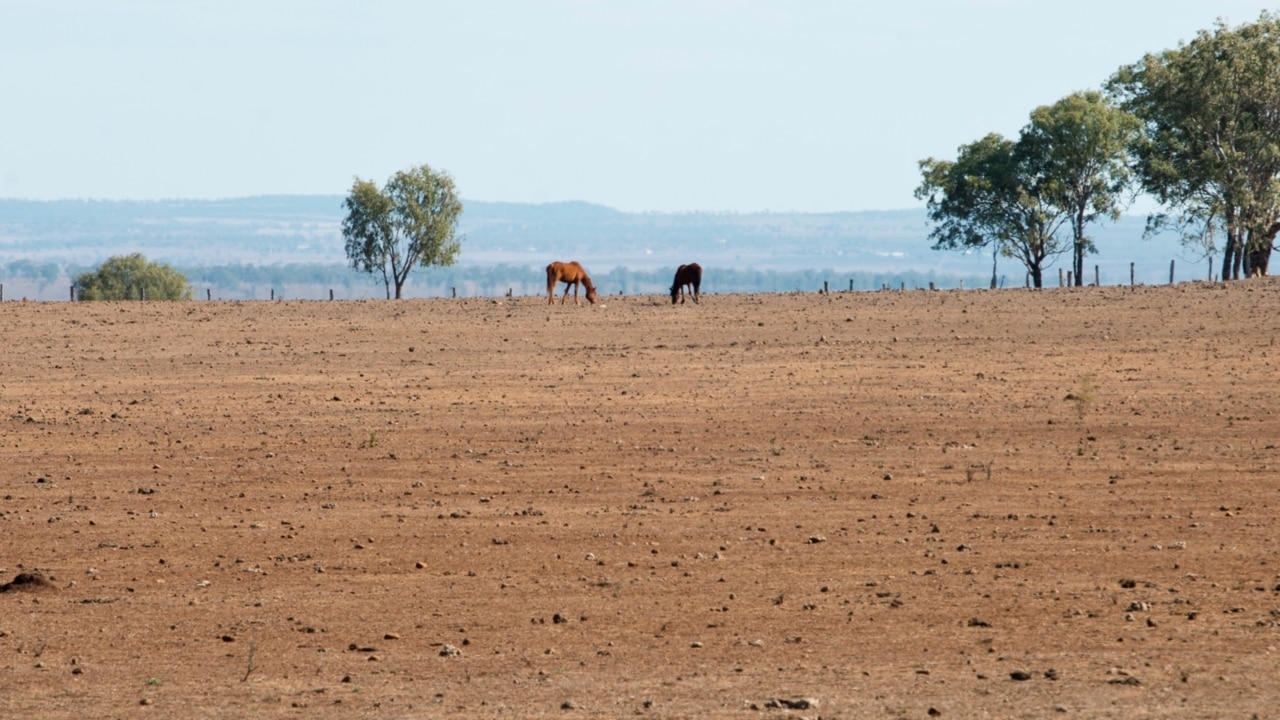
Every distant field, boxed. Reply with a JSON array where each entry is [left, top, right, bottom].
[[1, 197, 1199, 301]]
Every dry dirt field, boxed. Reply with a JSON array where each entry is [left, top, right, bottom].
[[2, 282, 1280, 719]]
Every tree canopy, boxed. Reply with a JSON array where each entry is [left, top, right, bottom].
[[74, 253, 191, 301], [1020, 91, 1141, 285], [916, 133, 1072, 288], [342, 164, 463, 299], [1108, 11, 1280, 279]]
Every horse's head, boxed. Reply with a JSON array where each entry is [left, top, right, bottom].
[[669, 285, 679, 304], [586, 286, 598, 304]]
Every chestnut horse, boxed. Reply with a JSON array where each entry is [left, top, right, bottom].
[[670, 263, 702, 304], [546, 261, 598, 305]]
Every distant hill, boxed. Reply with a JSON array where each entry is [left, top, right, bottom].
[[0, 196, 1204, 300]]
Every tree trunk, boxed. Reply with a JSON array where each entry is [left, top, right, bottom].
[[1250, 220, 1280, 277], [1030, 265, 1043, 289], [1072, 208, 1086, 286], [1222, 230, 1242, 281]]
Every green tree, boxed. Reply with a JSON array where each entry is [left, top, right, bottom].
[[342, 164, 463, 299], [1109, 12, 1280, 279], [917, 133, 1071, 288], [1020, 91, 1141, 285], [74, 253, 191, 301]]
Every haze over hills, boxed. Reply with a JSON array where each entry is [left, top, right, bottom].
[[0, 196, 1201, 300]]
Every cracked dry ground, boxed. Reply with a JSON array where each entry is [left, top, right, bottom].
[[2, 282, 1279, 718]]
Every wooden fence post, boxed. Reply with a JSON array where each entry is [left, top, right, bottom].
[[1169, 260, 1175, 284], [1130, 262, 1135, 286], [1094, 265, 1100, 286], [1059, 268, 1065, 287]]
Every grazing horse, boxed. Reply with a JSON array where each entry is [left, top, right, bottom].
[[546, 261, 598, 305], [670, 263, 702, 304]]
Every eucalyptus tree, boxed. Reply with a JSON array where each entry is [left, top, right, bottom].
[[1109, 12, 1280, 279], [1020, 91, 1141, 285], [342, 164, 463, 299], [917, 133, 1071, 288]]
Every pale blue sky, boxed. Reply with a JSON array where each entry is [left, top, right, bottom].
[[2, 1, 1275, 212]]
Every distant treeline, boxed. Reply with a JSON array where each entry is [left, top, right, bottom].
[[165, 262, 985, 300]]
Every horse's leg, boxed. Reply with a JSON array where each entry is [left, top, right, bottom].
[[560, 282, 571, 305], [548, 278, 556, 305]]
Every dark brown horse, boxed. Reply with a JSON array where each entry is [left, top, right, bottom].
[[546, 261, 598, 305], [670, 263, 702, 304]]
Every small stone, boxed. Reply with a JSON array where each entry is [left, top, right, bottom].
[[1010, 670, 1032, 681]]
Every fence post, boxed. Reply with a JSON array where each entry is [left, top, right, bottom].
[[1067, 271, 1073, 286], [1058, 268, 1065, 287], [1130, 262, 1135, 286], [452, 287, 457, 298], [1169, 260, 1175, 284], [271, 288, 275, 301], [69, 285, 74, 301], [330, 289, 334, 301], [849, 279, 853, 292], [1094, 265, 1100, 286]]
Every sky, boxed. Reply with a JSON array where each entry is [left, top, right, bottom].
[[3, 1, 1277, 213]]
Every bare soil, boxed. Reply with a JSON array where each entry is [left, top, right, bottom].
[[2, 283, 1279, 718]]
